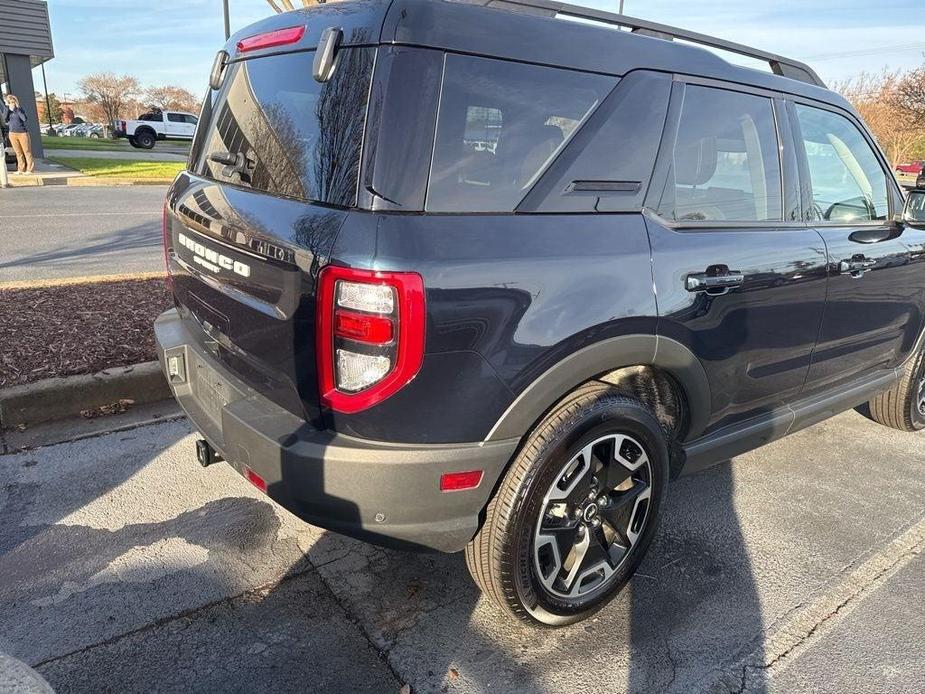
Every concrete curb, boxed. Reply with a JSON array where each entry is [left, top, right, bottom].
[[8, 176, 174, 187], [0, 362, 171, 430]]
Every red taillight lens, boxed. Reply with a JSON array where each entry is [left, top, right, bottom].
[[237, 26, 305, 53], [440, 470, 484, 492], [334, 310, 394, 344], [316, 266, 425, 414], [162, 201, 173, 290]]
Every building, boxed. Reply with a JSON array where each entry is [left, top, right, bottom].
[[0, 0, 54, 157]]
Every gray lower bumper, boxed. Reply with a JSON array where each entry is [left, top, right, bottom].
[[154, 309, 518, 552]]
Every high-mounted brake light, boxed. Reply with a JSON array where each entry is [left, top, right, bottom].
[[236, 26, 305, 53], [316, 266, 425, 414]]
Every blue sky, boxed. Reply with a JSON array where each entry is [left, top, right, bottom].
[[38, 0, 925, 99]]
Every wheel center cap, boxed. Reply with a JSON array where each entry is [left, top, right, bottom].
[[583, 503, 599, 523]]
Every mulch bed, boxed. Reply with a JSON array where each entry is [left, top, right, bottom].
[[0, 278, 173, 388]]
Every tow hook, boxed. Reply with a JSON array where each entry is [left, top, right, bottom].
[[195, 439, 223, 468]]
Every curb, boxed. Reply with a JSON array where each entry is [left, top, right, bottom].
[[0, 362, 171, 430], [8, 176, 174, 187]]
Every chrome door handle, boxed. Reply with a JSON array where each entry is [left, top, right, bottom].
[[839, 258, 876, 277], [686, 271, 745, 294]]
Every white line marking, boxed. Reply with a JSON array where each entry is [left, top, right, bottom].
[[1, 212, 157, 218]]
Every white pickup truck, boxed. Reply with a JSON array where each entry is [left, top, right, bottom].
[[113, 109, 198, 149]]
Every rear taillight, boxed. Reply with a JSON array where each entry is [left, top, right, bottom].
[[237, 26, 305, 53], [162, 201, 173, 289], [316, 266, 425, 414], [120, 120, 126, 132]]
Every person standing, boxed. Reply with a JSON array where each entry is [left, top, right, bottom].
[[1, 94, 35, 175]]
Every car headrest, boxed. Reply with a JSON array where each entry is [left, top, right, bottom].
[[675, 137, 718, 186]]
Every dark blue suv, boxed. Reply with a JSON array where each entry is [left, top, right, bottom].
[[155, 0, 925, 625]]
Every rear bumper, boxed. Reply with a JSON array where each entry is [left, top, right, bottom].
[[154, 309, 518, 552]]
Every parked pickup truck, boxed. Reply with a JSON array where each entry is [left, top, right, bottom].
[[113, 109, 198, 149], [896, 160, 925, 175]]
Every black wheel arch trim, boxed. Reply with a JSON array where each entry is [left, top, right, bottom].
[[484, 335, 711, 443]]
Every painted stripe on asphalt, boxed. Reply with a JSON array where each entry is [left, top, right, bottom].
[[0, 212, 158, 218], [698, 516, 925, 692]]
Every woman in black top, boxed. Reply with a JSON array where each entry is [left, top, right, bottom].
[[2, 94, 34, 174]]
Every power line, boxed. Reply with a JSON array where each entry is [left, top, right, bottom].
[[805, 42, 925, 61]]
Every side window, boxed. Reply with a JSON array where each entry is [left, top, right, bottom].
[[794, 104, 889, 223], [658, 86, 783, 223], [139, 111, 162, 122], [184, 115, 198, 125], [167, 113, 183, 123], [426, 54, 616, 213]]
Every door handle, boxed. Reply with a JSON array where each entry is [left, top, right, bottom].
[[685, 269, 745, 295], [839, 257, 876, 278]]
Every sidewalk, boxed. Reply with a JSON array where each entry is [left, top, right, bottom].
[[4, 159, 173, 187], [45, 148, 187, 162]]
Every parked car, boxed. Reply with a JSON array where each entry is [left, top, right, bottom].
[[896, 160, 925, 175], [156, 0, 925, 627], [112, 109, 198, 149], [3, 124, 15, 166]]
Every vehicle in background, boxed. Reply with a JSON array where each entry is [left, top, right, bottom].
[[112, 109, 198, 149], [156, 0, 925, 627], [2, 123, 14, 165], [896, 160, 925, 175]]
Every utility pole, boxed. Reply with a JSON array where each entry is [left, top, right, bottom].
[[41, 63, 55, 135], [619, 1, 625, 13], [223, 0, 231, 40]]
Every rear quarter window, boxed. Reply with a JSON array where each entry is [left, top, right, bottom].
[[196, 48, 374, 207], [426, 54, 616, 213]]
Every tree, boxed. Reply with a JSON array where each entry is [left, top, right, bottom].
[[265, 0, 322, 11], [36, 92, 63, 123], [77, 72, 140, 126], [835, 70, 923, 166], [896, 66, 925, 128], [144, 85, 201, 114]]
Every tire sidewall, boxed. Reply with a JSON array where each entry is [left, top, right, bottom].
[[507, 397, 669, 626], [909, 350, 925, 430], [137, 131, 155, 149]]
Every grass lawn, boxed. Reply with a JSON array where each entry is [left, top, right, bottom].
[[48, 156, 186, 180], [42, 135, 130, 151]]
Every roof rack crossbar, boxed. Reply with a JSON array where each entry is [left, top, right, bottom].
[[480, 0, 826, 88]]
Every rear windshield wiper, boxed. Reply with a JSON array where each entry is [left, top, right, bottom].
[[209, 150, 254, 182]]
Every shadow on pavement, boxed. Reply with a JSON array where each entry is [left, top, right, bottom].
[[1, 415, 768, 693]]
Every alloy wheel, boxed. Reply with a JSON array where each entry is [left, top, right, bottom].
[[533, 433, 653, 600]]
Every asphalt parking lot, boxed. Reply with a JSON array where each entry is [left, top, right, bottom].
[[1, 409, 922, 693], [0, 186, 166, 283]]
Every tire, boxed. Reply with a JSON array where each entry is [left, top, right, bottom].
[[465, 383, 670, 627], [868, 347, 925, 432], [135, 130, 156, 149], [128, 137, 139, 148]]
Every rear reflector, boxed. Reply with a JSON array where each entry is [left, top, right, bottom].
[[237, 26, 305, 53], [244, 467, 268, 493], [440, 470, 484, 492]]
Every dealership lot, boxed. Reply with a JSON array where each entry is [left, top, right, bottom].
[[1, 410, 922, 693]]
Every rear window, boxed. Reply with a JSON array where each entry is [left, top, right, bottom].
[[196, 48, 374, 206], [426, 54, 616, 212]]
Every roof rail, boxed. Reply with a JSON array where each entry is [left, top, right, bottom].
[[473, 0, 826, 88]]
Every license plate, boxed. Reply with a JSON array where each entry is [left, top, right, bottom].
[[194, 359, 229, 426]]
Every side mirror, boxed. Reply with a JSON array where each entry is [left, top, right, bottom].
[[903, 189, 925, 228]]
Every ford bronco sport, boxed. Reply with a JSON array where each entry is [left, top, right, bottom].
[[155, 0, 925, 626]]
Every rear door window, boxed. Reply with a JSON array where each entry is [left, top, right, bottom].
[[426, 54, 616, 212], [657, 85, 783, 223], [793, 104, 889, 223], [196, 48, 374, 207]]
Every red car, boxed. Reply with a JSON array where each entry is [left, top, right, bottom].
[[896, 160, 925, 175]]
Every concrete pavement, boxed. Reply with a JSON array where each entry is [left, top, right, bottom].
[[1, 409, 922, 692], [0, 186, 166, 283], [45, 149, 187, 162]]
